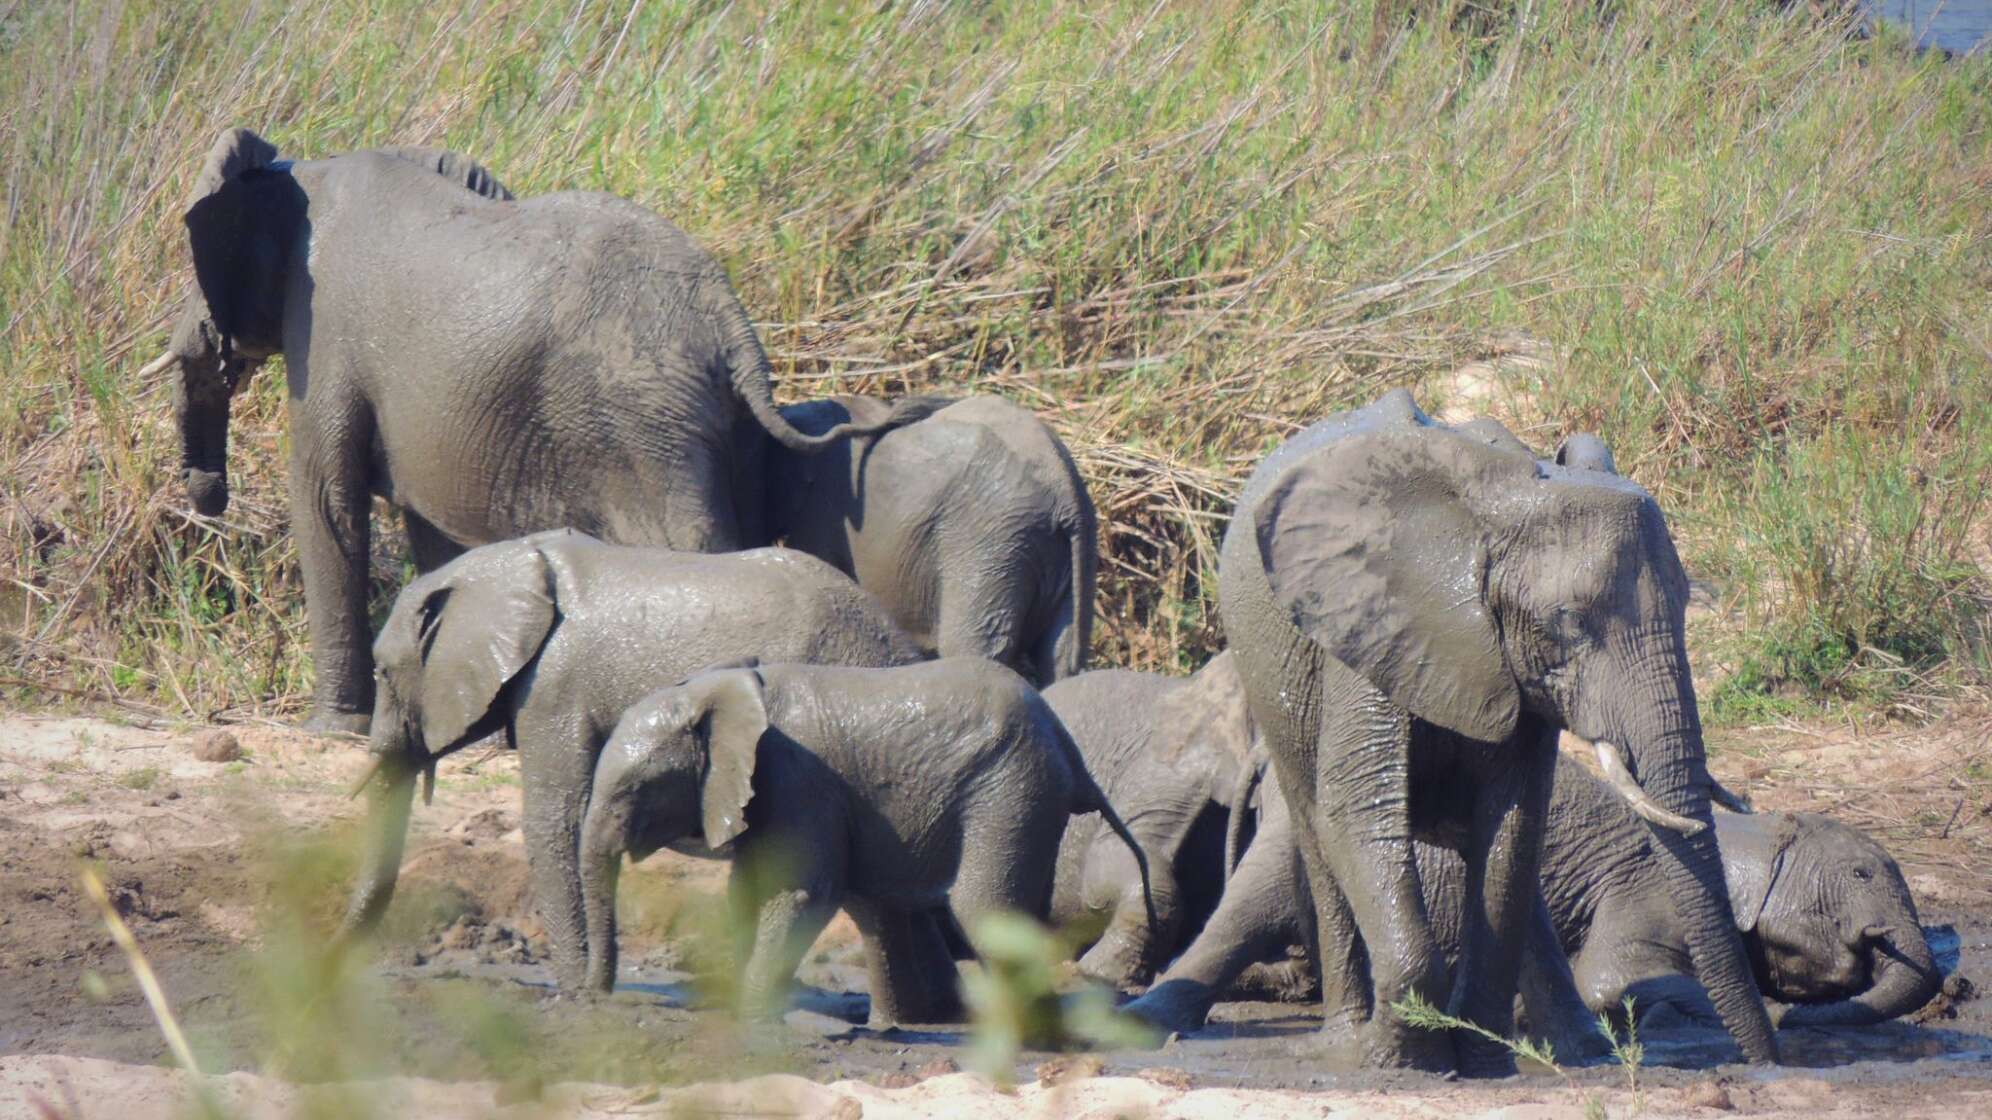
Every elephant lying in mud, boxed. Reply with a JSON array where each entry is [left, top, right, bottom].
[[147, 128, 925, 734], [339, 530, 922, 990], [1130, 738, 1939, 1043], [767, 395, 1098, 685], [578, 658, 1151, 1026], [1211, 388, 1775, 1073]]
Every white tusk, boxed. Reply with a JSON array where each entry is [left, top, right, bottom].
[[1586, 736, 1707, 836], [136, 350, 176, 380]]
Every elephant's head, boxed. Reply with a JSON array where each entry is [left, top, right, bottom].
[[580, 667, 768, 991], [338, 537, 559, 936], [1721, 810, 1939, 1025], [161, 127, 305, 516], [1247, 391, 1777, 1062], [370, 537, 558, 760]]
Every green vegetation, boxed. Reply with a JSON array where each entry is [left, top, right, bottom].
[[3, 1, 1987, 720]]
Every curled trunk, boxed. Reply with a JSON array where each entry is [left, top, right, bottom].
[[1781, 925, 1939, 1026]]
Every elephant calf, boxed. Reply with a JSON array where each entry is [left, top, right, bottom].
[[579, 658, 1151, 1027], [1043, 653, 1256, 987], [340, 530, 923, 990], [767, 394, 1097, 686]]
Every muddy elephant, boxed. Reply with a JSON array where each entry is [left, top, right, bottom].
[[1043, 652, 1256, 986], [1212, 388, 1776, 1073], [339, 530, 923, 990], [767, 394, 1097, 685], [579, 659, 1150, 1026], [1136, 750, 1939, 1046], [147, 128, 924, 734]]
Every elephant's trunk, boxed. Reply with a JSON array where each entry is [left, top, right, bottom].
[[578, 802, 626, 994], [337, 743, 419, 937], [1782, 923, 1939, 1026], [170, 317, 235, 517], [1594, 652, 1779, 1064]]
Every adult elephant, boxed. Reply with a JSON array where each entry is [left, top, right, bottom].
[[143, 128, 923, 734], [1214, 388, 1776, 1074]]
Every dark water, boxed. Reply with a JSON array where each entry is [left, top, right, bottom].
[[1875, 0, 1992, 53]]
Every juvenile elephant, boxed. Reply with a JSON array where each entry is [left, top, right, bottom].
[[1043, 653, 1255, 986], [767, 395, 1098, 685], [340, 530, 923, 990], [1135, 751, 1940, 1042], [578, 659, 1151, 1026], [149, 128, 922, 734], [1214, 388, 1776, 1073]]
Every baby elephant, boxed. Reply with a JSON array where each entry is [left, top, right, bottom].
[[578, 658, 1150, 1027], [767, 395, 1097, 685]]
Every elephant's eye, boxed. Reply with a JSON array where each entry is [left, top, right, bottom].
[[1545, 606, 1590, 643], [1853, 866, 1873, 881]]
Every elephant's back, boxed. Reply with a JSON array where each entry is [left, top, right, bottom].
[[1042, 669, 1178, 791]]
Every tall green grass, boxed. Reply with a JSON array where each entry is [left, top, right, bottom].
[[3, 0, 1988, 719]]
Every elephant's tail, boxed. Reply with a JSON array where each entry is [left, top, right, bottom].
[[1224, 751, 1268, 880], [716, 280, 947, 452], [1057, 722, 1158, 946]]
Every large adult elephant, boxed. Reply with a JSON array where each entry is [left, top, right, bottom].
[[1214, 389, 1776, 1074], [143, 128, 923, 734]]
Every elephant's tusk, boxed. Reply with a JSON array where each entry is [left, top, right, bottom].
[[135, 350, 176, 380], [1586, 737, 1707, 836], [346, 754, 386, 799]]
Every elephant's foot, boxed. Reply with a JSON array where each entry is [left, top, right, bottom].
[[868, 984, 967, 1029], [303, 706, 372, 738], [1075, 930, 1152, 991], [1452, 1030, 1518, 1079], [1121, 979, 1218, 1038], [1332, 1014, 1455, 1074]]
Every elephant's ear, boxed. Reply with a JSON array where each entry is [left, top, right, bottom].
[[1717, 810, 1798, 933], [415, 541, 558, 749], [690, 668, 769, 850], [187, 128, 280, 208], [1253, 425, 1532, 743]]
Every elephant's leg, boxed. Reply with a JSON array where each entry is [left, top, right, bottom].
[[666, 442, 747, 554], [1127, 811, 1310, 1034], [1307, 864, 1370, 1035], [1447, 740, 1556, 1077], [1029, 588, 1082, 687], [934, 566, 1031, 680], [294, 436, 375, 736], [1517, 892, 1611, 1064], [516, 711, 602, 991], [846, 899, 964, 1027], [402, 508, 465, 574], [1306, 695, 1452, 1070], [735, 878, 840, 1021], [1073, 834, 1181, 989]]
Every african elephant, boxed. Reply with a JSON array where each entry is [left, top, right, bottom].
[[147, 128, 923, 734], [1042, 652, 1255, 987], [339, 530, 923, 990], [1135, 751, 1939, 1043], [1213, 388, 1776, 1073], [767, 394, 1098, 685], [578, 658, 1151, 1026]]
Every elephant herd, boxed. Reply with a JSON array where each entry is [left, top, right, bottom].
[[143, 128, 1940, 1077]]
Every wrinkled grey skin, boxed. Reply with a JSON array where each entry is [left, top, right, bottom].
[[767, 394, 1098, 685], [1203, 388, 1776, 1074], [1043, 652, 1255, 986], [579, 658, 1151, 1026], [340, 530, 922, 990], [1136, 750, 1937, 1044], [165, 128, 923, 735]]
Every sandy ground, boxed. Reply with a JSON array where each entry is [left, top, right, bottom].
[[2, 707, 1990, 1118]]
